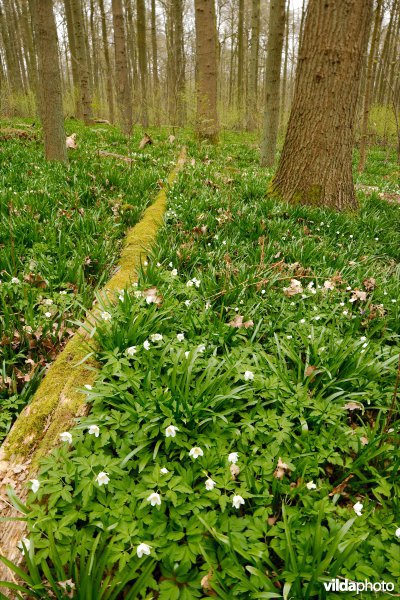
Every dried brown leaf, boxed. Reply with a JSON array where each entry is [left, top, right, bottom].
[[66, 133, 77, 149], [329, 474, 354, 497], [139, 133, 152, 149]]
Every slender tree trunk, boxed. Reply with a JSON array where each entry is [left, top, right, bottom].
[[20, 0, 39, 102], [89, 0, 100, 100], [298, 0, 306, 50], [64, 0, 81, 117], [166, 2, 176, 123], [0, 1, 23, 93], [70, 0, 93, 123], [237, 0, 244, 115], [280, 0, 290, 127], [376, 0, 395, 104], [151, 0, 159, 121], [173, 0, 186, 126], [32, 0, 66, 162], [387, 2, 400, 106], [271, 0, 373, 211], [260, 0, 286, 166], [124, 0, 138, 101], [358, 0, 383, 172], [137, 0, 149, 127], [112, 0, 133, 134], [194, 0, 219, 141], [98, 0, 115, 123], [247, 0, 260, 130]]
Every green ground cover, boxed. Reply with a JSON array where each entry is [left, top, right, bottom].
[[1, 136, 400, 599], [0, 121, 174, 442]]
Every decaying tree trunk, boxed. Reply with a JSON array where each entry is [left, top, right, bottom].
[[33, 0, 66, 162], [260, 0, 286, 166], [271, 0, 373, 211], [194, 0, 219, 142]]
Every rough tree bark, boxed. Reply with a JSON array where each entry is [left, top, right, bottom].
[[271, 0, 373, 211], [260, 0, 286, 167], [112, 0, 133, 135], [33, 0, 67, 162], [194, 0, 219, 142]]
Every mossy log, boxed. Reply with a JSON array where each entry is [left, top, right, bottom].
[[0, 147, 186, 585]]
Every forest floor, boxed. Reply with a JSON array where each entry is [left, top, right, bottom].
[[1, 123, 400, 599], [0, 120, 176, 442]]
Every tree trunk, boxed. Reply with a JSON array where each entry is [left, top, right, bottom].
[[260, 0, 286, 167], [64, 0, 81, 117], [237, 0, 244, 115], [124, 0, 138, 108], [151, 0, 159, 120], [246, 0, 260, 130], [173, 0, 186, 126], [112, 0, 133, 135], [69, 0, 93, 123], [33, 0, 67, 162], [89, 0, 100, 100], [0, 1, 24, 94], [358, 0, 383, 172], [194, 0, 219, 142], [137, 0, 149, 127], [271, 0, 373, 211], [280, 0, 290, 127], [375, 0, 393, 104], [98, 0, 115, 123]]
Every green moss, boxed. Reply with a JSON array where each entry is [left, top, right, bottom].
[[269, 178, 323, 206], [1, 147, 186, 471]]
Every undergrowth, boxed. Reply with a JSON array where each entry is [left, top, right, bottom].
[[1, 135, 399, 599]]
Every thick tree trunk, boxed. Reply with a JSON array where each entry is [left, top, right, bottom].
[[194, 0, 219, 142], [246, 0, 260, 130], [112, 0, 133, 135], [137, 0, 149, 127], [260, 0, 286, 167], [33, 0, 67, 162], [271, 0, 373, 211]]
